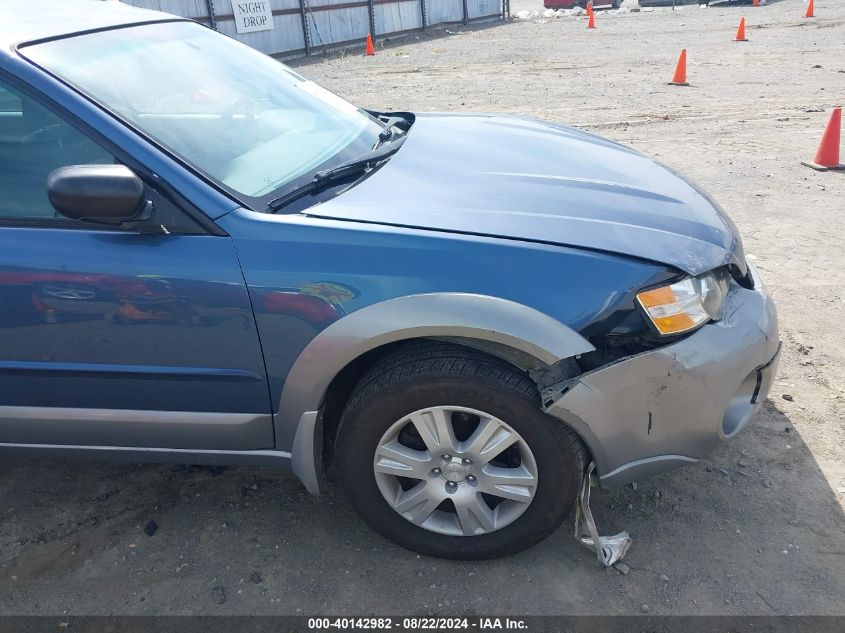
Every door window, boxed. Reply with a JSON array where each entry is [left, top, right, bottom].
[[0, 79, 113, 220]]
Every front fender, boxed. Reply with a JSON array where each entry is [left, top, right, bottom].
[[280, 293, 594, 493]]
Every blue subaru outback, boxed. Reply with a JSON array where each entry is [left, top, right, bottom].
[[0, 0, 779, 559]]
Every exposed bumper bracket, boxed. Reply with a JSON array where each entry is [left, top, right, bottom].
[[574, 462, 632, 566]]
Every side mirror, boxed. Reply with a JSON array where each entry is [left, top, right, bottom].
[[47, 164, 149, 225]]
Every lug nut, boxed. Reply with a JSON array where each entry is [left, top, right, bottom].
[[445, 481, 457, 493], [467, 475, 476, 482], [462, 457, 472, 465], [431, 467, 442, 475], [442, 454, 452, 461]]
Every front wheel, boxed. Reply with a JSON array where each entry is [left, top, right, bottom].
[[336, 343, 585, 559]]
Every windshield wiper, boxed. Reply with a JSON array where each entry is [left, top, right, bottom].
[[267, 135, 407, 213]]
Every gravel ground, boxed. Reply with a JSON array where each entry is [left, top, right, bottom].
[[1, 0, 844, 617]]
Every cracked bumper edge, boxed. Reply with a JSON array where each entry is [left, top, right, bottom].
[[547, 264, 780, 488]]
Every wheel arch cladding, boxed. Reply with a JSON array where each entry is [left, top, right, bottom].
[[281, 293, 595, 492]]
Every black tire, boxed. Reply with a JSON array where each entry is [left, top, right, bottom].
[[336, 341, 585, 560]]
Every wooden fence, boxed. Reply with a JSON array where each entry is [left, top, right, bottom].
[[123, 0, 505, 59]]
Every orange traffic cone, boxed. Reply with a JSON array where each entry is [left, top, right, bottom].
[[802, 108, 844, 171], [669, 49, 689, 86], [586, 1, 593, 16], [587, 10, 596, 29], [734, 17, 748, 41], [365, 34, 375, 56], [752, 0, 759, 6], [804, 0, 814, 18]]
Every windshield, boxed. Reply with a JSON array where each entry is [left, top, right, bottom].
[[21, 21, 383, 208]]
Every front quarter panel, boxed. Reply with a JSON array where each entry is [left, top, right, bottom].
[[219, 208, 678, 453]]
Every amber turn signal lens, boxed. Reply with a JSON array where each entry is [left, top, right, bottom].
[[637, 272, 728, 336]]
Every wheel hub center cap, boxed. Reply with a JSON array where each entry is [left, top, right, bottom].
[[442, 461, 468, 483]]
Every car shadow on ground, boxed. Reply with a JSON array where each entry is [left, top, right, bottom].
[[0, 401, 842, 615]]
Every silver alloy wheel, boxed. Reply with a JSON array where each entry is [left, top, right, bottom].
[[373, 406, 538, 536]]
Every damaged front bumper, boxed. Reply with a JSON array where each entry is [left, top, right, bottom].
[[547, 264, 779, 488]]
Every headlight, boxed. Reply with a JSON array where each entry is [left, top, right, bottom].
[[637, 270, 729, 335]]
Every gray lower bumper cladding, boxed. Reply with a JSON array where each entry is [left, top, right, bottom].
[[548, 269, 779, 488]]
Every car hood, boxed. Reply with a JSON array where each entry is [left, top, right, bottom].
[[309, 113, 746, 276]]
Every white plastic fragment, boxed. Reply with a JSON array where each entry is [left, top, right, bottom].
[[574, 462, 633, 567], [513, 5, 607, 21], [511, 3, 639, 23]]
